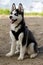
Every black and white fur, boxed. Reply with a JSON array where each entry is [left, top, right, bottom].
[[6, 9, 38, 60]]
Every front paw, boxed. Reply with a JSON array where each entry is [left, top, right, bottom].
[[18, 56, 24, 60], [15, 50, 19, 54], [6, 52, 14, 57]]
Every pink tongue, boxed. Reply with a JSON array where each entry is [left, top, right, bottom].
[[10, 20, 13, 23]]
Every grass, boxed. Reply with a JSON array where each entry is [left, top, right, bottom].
[[0, 9, 43, 16], [0, 9, 10, 15], [25, 12, 43, 16]]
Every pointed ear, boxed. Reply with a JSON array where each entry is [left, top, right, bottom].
[[18, 4, 24, 12], [11, 3, 16, 11]]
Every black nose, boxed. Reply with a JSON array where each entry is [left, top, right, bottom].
[[9, 16, 12, 19]]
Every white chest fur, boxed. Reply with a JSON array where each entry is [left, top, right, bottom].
[[10, 23, 21, 32]]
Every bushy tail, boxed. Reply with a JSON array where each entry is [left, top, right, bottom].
[[38, 46, 43, 53]]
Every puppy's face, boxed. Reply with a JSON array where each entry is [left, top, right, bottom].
[[9, 9, 23, 24]]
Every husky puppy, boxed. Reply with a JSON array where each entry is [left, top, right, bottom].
[[6, 8, 38, 60]]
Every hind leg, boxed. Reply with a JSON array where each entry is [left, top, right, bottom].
[[27, 43, 38, 58]]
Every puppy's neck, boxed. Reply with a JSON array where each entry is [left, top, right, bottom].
[[10, 23, 21, 32]]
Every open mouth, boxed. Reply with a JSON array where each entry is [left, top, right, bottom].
[[12, 19, 17, 22], [11, 19, 17, 23]]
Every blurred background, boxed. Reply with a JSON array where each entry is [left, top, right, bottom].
[[0, 0, 43, 16]]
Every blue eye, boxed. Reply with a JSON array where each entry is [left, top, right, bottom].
[[14, 13, 18, 16]]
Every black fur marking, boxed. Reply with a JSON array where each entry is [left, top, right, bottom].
[[26, 29, 38, 53], [15, 18, 25, 28], [11, 20, 26, 40]]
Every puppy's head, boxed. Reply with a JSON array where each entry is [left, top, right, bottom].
[[9, 9, 24, 24]]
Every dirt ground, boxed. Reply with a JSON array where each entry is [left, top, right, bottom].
[[0, 17, 43, 65]]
